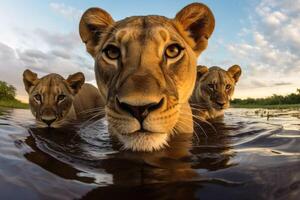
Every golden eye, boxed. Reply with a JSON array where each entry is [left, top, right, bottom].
[[57, 94, 66, 102], [34, 94, 42, 102], [103, 45, 120, 60], [226, 84, 231, 90], [165, 44, 183, 58]]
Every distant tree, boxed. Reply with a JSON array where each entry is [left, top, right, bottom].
[[0, 81, 16, 100], [231, 89, 300, 105]]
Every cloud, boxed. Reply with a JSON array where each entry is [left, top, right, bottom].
[[251, 80, 267, 88], [0, 42, 27, 100], [226, 0, 300, 98], [35, 29, 80, 50], [49, 2, 82, 20], [273, 82, 292, 86], [0, 27, 94, 102]]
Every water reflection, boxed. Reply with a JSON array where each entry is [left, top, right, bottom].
[[0, 108, 299, 199]]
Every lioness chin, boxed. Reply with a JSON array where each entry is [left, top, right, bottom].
[[79, 3, 215, 151], [23, 69, 104, 128], [190, 65, 242, 120]]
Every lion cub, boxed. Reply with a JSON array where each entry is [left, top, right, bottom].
[[190, 65, 242, 120], [23, 69, 104, 127]]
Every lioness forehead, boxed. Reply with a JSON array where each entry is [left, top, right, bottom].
[[107, 16, 179, 43], [203, 68, 234, 84], [32, 74, 70, 94]]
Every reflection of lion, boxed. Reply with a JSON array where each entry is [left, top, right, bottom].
[[79, 3, 215, 151], [23, 69, 103, 127], [190, 65, 242, 120]]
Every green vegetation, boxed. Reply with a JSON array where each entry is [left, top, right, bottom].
[[231, 89, 300, 109], [0, 81, 28, 109]]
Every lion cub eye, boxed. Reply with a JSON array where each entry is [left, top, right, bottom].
[[34, 94, 42, 103], [57, 94, 66, 102], [165, 44, 183, 58], [103, 45, 121, 60], [226, 84, 232, 90]]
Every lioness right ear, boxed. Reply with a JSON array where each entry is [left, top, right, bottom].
[[79, 7, 114, 57], [23, 69, 38, 93], [67, 72, 85, 94], [227, 65, 242, 83], [196, 65, 209, 81], [174, 3, 215, 56]]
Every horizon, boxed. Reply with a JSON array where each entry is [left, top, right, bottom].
[[0, 0, 299, 102]]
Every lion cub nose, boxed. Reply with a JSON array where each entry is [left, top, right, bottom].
[[117, 98, 164, 123]]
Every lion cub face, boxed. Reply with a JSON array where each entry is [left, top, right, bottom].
[[23, 69, 85, 128], [79, 3, 215, 151], [195, 65, 242, 110]]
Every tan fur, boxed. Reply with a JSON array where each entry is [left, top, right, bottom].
[[23, 69, 104, 127], [190, 65, 242, 120], [79, 3, 215, 151]]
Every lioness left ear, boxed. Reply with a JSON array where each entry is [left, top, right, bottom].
[[23, 69, 38, 93], [227, 65, 242, 83], [67, 72, 85, 94], [79, 7, 115, 57], [174, 3, 215, 55], [196, 65, 209, 81]]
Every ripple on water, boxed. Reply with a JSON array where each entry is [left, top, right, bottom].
[[0, 108, 299, 199]]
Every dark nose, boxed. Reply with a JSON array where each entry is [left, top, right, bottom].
[[117, 98, 164, 123], [216, 101, 226, 107], [41, 118, 56, 126]]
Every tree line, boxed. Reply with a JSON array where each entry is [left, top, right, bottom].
[[0, 81, 17, 100], [231, 89, 300, 105]]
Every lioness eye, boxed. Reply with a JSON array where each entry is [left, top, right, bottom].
[[226, 84, 231, 90], [208, 84, 215, 89], [57, 94, 66, 101], [103, 45, 120, 60], [34, 94, 42, 102], [165, 44, 183, 58]]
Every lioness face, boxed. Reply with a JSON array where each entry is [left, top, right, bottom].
[[196, 65, 242, 110], [23, 70, 85, 128], [79, 3, 215, 151]]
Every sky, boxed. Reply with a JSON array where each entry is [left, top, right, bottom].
[[0, 0, 299, 102]]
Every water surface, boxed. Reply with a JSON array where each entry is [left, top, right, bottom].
[[0, 108, 299, 200]]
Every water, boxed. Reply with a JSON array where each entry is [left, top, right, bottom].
[[0, 108, 299, 200]]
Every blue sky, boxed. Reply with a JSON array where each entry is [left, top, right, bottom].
[[0, 0, 299, 101]]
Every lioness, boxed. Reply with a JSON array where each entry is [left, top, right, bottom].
[[23, 69, 104, 128], [190, 65, 242, 120], [79, 3, 215, 151]]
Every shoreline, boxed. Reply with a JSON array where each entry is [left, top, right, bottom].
[[231, 104, 300, 109], [0, 99, 29, 109]]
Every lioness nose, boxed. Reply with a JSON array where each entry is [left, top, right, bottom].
[[41, 118, 56, 126], [117, 98, 164, 123], [216, 101, 226, 107]]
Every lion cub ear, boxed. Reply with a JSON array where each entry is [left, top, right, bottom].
[[174, 3, 215, 55], [79, 7, 114, 57], [196, 65, 209, 82], [66, 72, 85, 94], [227, 65, 242, 83], [23, 69, 38, 93]]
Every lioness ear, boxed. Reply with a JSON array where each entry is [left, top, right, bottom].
[[79, 7, 114, 57], [23, 69, 38, 93], [227, 65, 242, 83], [174, 3, 215, 55], [196, 65, 209, 81], [67, 72, 85, 94]]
